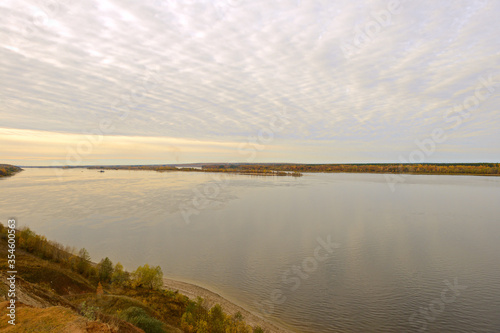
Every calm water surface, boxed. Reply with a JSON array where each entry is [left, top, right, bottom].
[[1, 168, 500, 332]]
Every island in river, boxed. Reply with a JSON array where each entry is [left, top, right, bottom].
[[83, 162, 500, 177], [0, 164, 22, 178]]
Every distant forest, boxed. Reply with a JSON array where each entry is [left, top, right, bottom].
[[87, 163, 500, 176], [0, 164, 22, 177]]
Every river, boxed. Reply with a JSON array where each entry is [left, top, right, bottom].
[[1, 168, 499, 332]]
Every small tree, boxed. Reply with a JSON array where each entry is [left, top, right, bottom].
[[77, 248, 91, 276], [234, 311, 243, 322], [96, 282, 104, 297], [208, 304, 225, 333], [132, 264, 163, 290], [196, 320, 209, 333], [111, 262, 130, 287], [98, 257, 113, 283]]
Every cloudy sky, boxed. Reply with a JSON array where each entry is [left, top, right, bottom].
[[1, 0, 499, 166]]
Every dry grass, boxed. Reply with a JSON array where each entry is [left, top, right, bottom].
[[0, 302, 146, 333], [0, 302, 86, 332], [0, 240, 95, 297]]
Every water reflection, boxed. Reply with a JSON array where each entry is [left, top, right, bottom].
[[1, 169, 500, 332]]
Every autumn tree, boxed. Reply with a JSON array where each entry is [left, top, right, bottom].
[[18, 227, 36, 252], [77, 248, 91, 276], [111, 262, 130, 287], [208, 304, 225, 333], [132, 264, 163, 290], [98, 257, 113, 283], [96, 282, 104, 296]]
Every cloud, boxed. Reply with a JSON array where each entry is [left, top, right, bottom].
[[1, 0, 499, 164]]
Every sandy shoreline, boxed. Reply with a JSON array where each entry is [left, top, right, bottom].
[[163, 278, 296, 333]]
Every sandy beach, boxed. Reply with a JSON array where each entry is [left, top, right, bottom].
[[163, 278, 295, 333]]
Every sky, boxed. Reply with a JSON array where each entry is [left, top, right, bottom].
[[1, 0, 499, 166]]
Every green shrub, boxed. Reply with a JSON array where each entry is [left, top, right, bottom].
[[81, 301, 99, 321], [120, 306, 165, 333]]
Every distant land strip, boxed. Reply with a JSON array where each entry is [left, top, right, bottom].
[[80, 163, 500, 177], [0, 164, 23, 177]]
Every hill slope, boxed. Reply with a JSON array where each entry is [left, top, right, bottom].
[[0, 224, 267, 332]]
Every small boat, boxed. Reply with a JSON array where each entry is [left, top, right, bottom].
[[98, 170, 105, 173]]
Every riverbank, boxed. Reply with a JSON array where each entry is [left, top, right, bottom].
[[1, 223, 294, 332], [163, 278, 295, 333], [0, 164, 22, 177], [84, 162, 499, 177]]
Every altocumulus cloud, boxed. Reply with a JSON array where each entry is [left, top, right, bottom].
[[0, 0, 499, 165]]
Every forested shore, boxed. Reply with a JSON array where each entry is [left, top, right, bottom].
[[0, 223, 271, 332], [0, 164, 22, 177], [86, 163, 500, 176]]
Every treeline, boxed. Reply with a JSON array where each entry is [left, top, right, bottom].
[[199, 165, 303, 177], [88, 165, 178, 172], [0, 223, 266, 333], [0, 224, 162, 289], [88, 164, 303, 177], [179, 300, 260, 333], [85, 163, 500, 176], [0, 164, 22, 177], [203, 163, 500, 176]]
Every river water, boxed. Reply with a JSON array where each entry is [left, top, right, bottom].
[[1, 168, 499, 332]]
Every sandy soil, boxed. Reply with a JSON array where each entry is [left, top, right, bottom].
[[163, 278, 296, 333]]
